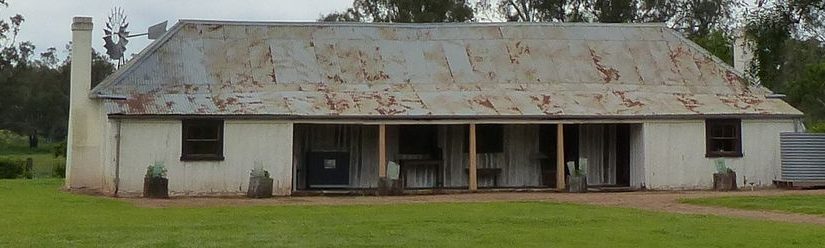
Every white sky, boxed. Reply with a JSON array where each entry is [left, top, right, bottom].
[[4, 0, 352, 59]]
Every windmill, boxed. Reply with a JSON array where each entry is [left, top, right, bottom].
[[103, 7, 168, 67]]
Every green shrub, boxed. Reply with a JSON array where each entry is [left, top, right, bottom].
[[53, 141, 67, 158], [0, 158, 24, 179], [53, 161, 66, 178], [146, 162, 167, 178], [250, 167, 270, 178]]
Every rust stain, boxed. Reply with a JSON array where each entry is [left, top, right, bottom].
[[589, 48, 620, 83], [121, 93, 154, 114], [507, 41, 530, 64], [612, 90, 645, 108], [325, 93, 352, 114], [530, 94, 562, 115], [674, 93, 702, 113], [267, 46, 278, 83], [371, 93, 408, 115], [718, 93, 762, 110], [364, 70, 390, 81], [669, 45, 688, 66], [207, 25, 223, 31], [471, 95, 496, 110], [326, 75, 344, 84]]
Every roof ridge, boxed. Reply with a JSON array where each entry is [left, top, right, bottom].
[[176, 19, 668, 28]]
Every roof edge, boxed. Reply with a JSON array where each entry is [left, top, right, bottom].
[[107, 113, 806, 120], [177, 19, 668, 28], [90, 21, 186, 97]]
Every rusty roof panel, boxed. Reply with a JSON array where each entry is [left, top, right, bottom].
[[95, 21, 802, 118]]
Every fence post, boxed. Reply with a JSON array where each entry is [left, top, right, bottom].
[[25, 158, 33, 179]]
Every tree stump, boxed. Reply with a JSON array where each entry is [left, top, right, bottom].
[[378, 177, 403, 196], [247, 176, 274, 198], [713, 172, 737, 191], [143, 177, 169, 198]]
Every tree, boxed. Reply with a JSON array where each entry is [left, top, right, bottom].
[[786, 62, 825, 123], [321, 0, 474, 22], [690, 30, 733, 64], [594, 0, 638, 23], [743, 1, 825, 129], [0, 0, 115, 146]]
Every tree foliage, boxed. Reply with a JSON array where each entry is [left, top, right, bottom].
[[0, 1, 115, 146], [744, 0, 825, 126], [786, 62, 825, 122], [321, 0, 474, 22]]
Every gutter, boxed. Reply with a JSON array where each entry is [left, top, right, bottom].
[[105, 113, 807, 121]]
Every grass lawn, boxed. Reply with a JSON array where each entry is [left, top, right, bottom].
[[682, 195, 825, 216], [2, 180, 825, 247]]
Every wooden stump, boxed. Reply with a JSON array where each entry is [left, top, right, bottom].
[[567, 175, 587, 193], [378, 177, 403, 196], [713, 172, 737, 191], [247, 176, 274, 198], [143, 177, 169, 198]]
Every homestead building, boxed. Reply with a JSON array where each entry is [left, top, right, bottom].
[[66, 17, 803, 196]]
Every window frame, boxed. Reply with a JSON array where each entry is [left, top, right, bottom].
[[705, 119, 743, 158], [180, 119, 225, 161]]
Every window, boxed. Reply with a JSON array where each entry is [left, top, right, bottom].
[[398, 125, 437, 155], [465, 124, 504, 153], [181, 119, 224, 161], [705, 119, 742, 157]]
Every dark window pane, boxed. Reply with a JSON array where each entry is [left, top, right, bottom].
[[187, 123, 219, 140], [186, 141, 220, 155], [399, 125, 437, 155], [710, 139, 735, 152]]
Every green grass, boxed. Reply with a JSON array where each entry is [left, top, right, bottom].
[[682, 195, 825, 216], [1, 180, 825, 247]]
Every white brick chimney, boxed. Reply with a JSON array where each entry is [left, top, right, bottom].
[[733, 29, 754, 74], [66, 16, 104, 190]]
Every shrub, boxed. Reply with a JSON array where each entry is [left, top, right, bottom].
[[0, 158, 24, 179], [145, 162, 167, 178], [53, 141, 67, 158], [53, 161, 66, 178], [250, 167, 270, 178]]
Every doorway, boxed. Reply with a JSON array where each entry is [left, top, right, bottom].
[[306, 152, 350, 189]]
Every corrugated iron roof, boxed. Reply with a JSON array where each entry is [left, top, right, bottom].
[[92, 20, 803, 118]]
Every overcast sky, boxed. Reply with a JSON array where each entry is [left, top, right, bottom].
[[5, 0, 352, 58]]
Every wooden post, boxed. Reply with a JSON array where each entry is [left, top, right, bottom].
[[379, 124, 387, 178], [556, 124, 566, 190], [469, 124, 478, 191]]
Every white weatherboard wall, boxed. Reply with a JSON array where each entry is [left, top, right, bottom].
[[117, 120, 293, 196], [643, 119, 795, 189]]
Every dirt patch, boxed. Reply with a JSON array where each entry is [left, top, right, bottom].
[[122, 189, 825, 225]]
